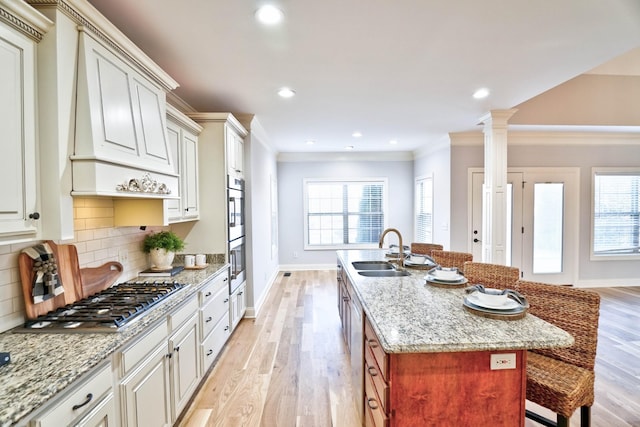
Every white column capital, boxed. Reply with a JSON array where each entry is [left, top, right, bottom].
[[479, 109, 518, 130]]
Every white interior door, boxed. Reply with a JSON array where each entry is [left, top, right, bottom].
[[470, 168, 579, 283]]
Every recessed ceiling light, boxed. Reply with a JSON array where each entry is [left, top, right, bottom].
[[306, 140, 315, 145], [473, 88, 490, 99], [389, 139, 398, 145], [345, 145, 354, 150], [255, 5, 284, 25], [352, 132, 362, 138], [277, 87, 295, 98]]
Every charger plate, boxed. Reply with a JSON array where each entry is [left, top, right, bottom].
[[463, 296, 528, 320]]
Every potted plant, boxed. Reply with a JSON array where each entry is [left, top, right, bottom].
[[142, 231, 185, 270]]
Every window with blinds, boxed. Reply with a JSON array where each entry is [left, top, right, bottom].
[[593, 170, 640, 257], [415, 176, 433, 243], [304, 179, 387, 249]]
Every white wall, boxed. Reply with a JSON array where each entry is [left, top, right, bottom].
[[413, 142, 452, 249], [245, 120, 280, 317], [277, 154, 414, 268], [450, 131, 640, 286]]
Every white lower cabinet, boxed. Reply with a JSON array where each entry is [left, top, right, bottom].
[[29, 362, 113, 427], [230, 282, 247, 331], [199, 269, 231, 374], [73, 392, 116, 427], [117, 294, 200, 426]]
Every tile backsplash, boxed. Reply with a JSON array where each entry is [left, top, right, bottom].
[[0, 197, 165, 333]]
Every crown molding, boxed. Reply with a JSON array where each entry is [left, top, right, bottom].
[[0, 0, 52, 41], [277, 151, 414, 163]]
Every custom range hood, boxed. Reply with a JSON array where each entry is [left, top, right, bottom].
[[71, 25, 180, 201]]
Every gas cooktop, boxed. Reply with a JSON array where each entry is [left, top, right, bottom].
[[22, 280, 187, 333]]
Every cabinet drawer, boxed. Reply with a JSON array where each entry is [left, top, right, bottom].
[[119, 320, 168, 376], [170, 295, 198, 332], [199, 271, 229, 307], [33, 363, 112, 427], [200, 313, 230, 373], [365, 350, 389, 413], [364, 319, 388, 381], [364, 380, 389, 427], [200, 285, 229, 339]]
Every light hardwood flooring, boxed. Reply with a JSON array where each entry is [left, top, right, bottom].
[[179, 271, 640, 427]]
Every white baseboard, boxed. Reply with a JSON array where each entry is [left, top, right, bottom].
[[244, 268, 280, 319], [279, 263, 337, 271], [575, 278, 640, 288]]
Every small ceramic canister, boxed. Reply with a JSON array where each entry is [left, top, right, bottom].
[[184, 255, 195, 268], [195, 254, 206, 266]]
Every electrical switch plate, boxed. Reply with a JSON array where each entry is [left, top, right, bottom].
[[490, 353, 516, 370]]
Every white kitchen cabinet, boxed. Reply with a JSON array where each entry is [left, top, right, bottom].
[[117, 294, 200, 425], [198, 268, 231, 374], [73, 392, 117, 427], [166, 105, 202, 223], [29, 362, 114, 427], [120, 341, 172, 427], [226, 128, 245, 179], [0, 5, 50, 244], [230, 281, 247, 331], [169, 312, 201, 420]]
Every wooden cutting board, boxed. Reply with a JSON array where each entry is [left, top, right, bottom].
[[19, 241, 123, 319]]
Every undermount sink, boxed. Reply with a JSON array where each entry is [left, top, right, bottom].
[[352, 261, 395, 270], [358, 270, 411, 277]]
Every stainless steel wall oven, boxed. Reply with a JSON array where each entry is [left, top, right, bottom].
[[228, 175, 246, 294]]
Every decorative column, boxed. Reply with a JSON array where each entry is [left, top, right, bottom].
[[479, 109, 517, 264]]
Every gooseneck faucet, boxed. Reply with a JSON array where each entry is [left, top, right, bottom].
[[378, 228, 404, 268]]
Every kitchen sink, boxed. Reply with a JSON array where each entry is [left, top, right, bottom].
[[352, 261, 395, 270], [358, 270, 411, 277]]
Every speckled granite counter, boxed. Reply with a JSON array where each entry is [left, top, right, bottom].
[[0, 262, 228, 426], [338, 249, 573, 354]]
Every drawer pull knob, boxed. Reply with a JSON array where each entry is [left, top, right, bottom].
[[175, 346, 180, 352], [206, 316, 213, 322], [205, 292, 212, 297], [367, 398, 379, 410], [367, 339, 378, 348], [224, 326, 230, 331], [368, 366, 378, 376], [72, 393, 93, 411], [206, 349, 213, 356]]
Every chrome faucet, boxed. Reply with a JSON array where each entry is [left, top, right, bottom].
[[378, 228, 404, 268]]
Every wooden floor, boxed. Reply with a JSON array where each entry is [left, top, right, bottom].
[[179, 271, 640, 427]]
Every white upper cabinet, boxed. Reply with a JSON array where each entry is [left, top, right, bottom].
[[166, 105, 202, 223], [73, 28, 179, 198], [0, 1, 52, 244], [226, 128, 244, 179]]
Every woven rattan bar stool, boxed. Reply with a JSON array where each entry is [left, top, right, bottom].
[[515, 280, 600, 427], [430, 250, 472, 272], [462, 262, 520, 290], [410, 243, 443, 256]]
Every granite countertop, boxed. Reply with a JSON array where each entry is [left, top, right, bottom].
[[338, 249, 574, 354], [0, 262, 228, 426]]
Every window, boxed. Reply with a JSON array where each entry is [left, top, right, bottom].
[[592, 169, 640, 258], [415, 175, 433, 243], [304, 178, 387, 249]]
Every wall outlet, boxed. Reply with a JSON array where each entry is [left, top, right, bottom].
[[490, 353, 516, 370], [118, 249, 129, 263]]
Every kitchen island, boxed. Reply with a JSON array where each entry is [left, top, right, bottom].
[[337, 249, 573, 427], [0, 262, 228, 426]]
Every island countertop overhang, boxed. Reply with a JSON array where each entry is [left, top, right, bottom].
[[337, 249, 574, 354]]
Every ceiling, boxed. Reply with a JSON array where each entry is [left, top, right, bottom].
[[86, 0, 640, 154]]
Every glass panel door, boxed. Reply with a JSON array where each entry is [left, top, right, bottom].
[[532, 183, 564, 274]]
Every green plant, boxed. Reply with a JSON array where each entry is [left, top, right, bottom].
[[142, 231, 185, 253]]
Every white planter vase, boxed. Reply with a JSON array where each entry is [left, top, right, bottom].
[[149, 248, 175, 270]]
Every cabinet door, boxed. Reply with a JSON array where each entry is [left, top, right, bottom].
[[165, 120, 182, 221], [182, 130, 199, 219], [120, 344, 171, 427], [0, 22, 38, 241], [170, 313, 201, 420], [230, 282, 246, 331]]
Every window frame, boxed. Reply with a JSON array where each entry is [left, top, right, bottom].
[[303, 177, 389, 250], [414, 174, 434, 243], [590, 167, 640, 261]]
